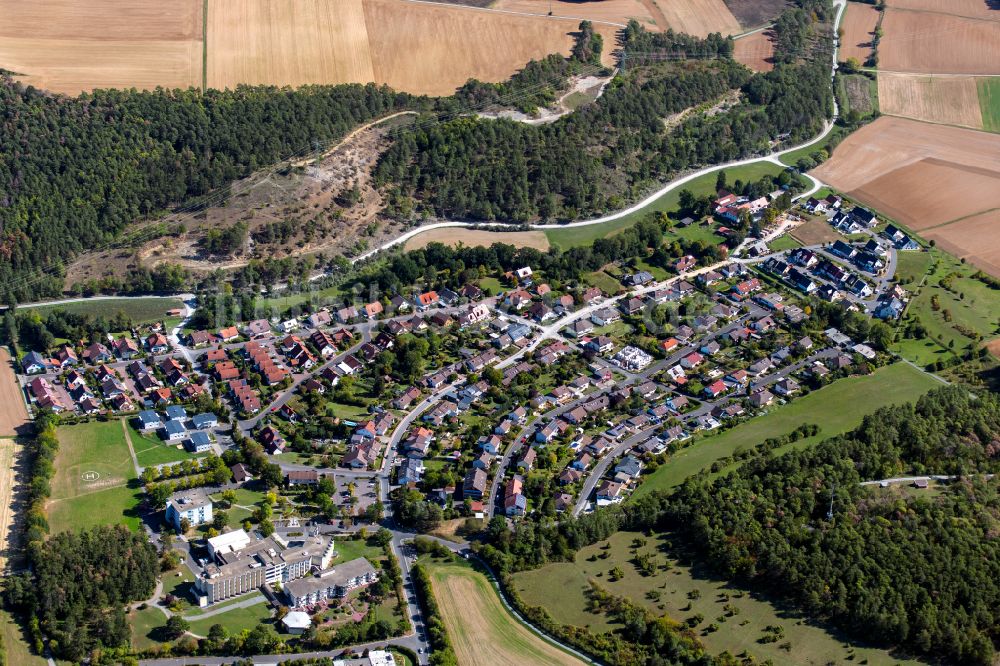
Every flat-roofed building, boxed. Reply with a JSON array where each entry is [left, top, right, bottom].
[[283, 557, 379, 609], [166, 489, 213, 531]]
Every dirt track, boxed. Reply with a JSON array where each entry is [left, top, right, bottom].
[[0, 349, 29, 437]]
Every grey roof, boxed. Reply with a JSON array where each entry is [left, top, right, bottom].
[[137, 410, 160, 425], [283, 557, 377, 598], [189, 431, 212, 446], [165, 405, 188, 420], [191, 413, 217, 428], [164, 420, 186, 436]]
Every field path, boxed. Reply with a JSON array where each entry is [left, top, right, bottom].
[[120, 419, 143, 478], [292, 110, 418, 167]]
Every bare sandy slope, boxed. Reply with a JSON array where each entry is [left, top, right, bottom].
[[877, 72, 984, 129], [840, 2, 881, 63], [405, 228, 550, 251], [880, 9, 1000, 74]]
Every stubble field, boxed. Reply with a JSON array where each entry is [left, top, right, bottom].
[[0, 0, 202, 94], [879, 9, 1000, 75], [877, 72, 984, 128], [652, 0, 742, 37], [0, 349, 29, 437], [884, 0, 1000, 22], [732, 30, 776, 71], [839, 2, 881, 63]]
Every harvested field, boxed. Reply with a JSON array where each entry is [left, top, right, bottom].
[[0, 0, 202, 94], [0, 349, 29, 438], [811, 116, 1000, 192], [733, 30, 775, 71], [364, 0, 618, 95], [427, 560, 584, 666], [652, 0, 742, 37], [207, 0, 375, 90], [404, 228, 550, 251], [839, 2, 881, 63], [0, 440, 21, 571], [922, 210, 1000, 279], [493, 0, 651, 27], [878, 72, 984, 128], [849, 158, 1000, 229], [879, 9, 1000, 75], [885, 0, 1000, 22], [206, 0, 618, 96]]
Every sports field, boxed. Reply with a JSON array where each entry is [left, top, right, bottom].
[[47, 420, 142, 534], [512, 531, 929, 665], [878, 72, 984, 129], [634, 362, 940, 495], [0, 348, 29, 437], [426, 558, 584, 666]]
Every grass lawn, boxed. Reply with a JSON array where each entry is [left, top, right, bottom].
[[129, 606, 170, 651], [978, 77, 1000, 133], [767, 233, 801, 252], [423, 556, 585, 666], [779, 124, 850, 167], [20, 297, 183, 328], [47, 420, 142, 534], [634, 363, 940, 496], [0, 609, 46, 665], [545, 162, 786, 249], [324, 401, 372, 421], [129, 423, 205, 468], [582, 270, 622, 296], [894, 248, 933, 284], [512, 531, 928, 665], [893, 247, 1000, 366], [332, 536, 384, 567], [185, 597, 272, 636]]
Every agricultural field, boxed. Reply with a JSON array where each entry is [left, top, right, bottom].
[[0, 0, 203, 94], [732, 30, 775, 72], [0, 348, 29, 437], [46, 420, 142, 535], [634, 362, 940, 495], [885, 0, 1000, 22], [513, 531, 930, 665], [839, 2, 881, 63], [879, 9, 1000, 75], [652, 0, 742, 37], [723, 0, 793, 29], [980, 77, 1000, 132], [404, 228, 550, 252], [811, 118, 1000, 275], [839, 73, 877, 117], [207, 0, 617, 96], [424, 557, 584, 666], [0, 439, 26, 571], [19, 296, 184, 327], [492, 0, 651, 27], [878, 72, 984, 129]]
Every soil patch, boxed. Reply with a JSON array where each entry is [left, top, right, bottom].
[[733, 30, 776, 72], [840, 2, 881, 63], [405, 228, 550, 252]]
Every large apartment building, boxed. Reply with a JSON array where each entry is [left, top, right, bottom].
[[283, 557, 379, 609], [194, 529, 336, 605], [165, 489, 213, 531]]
